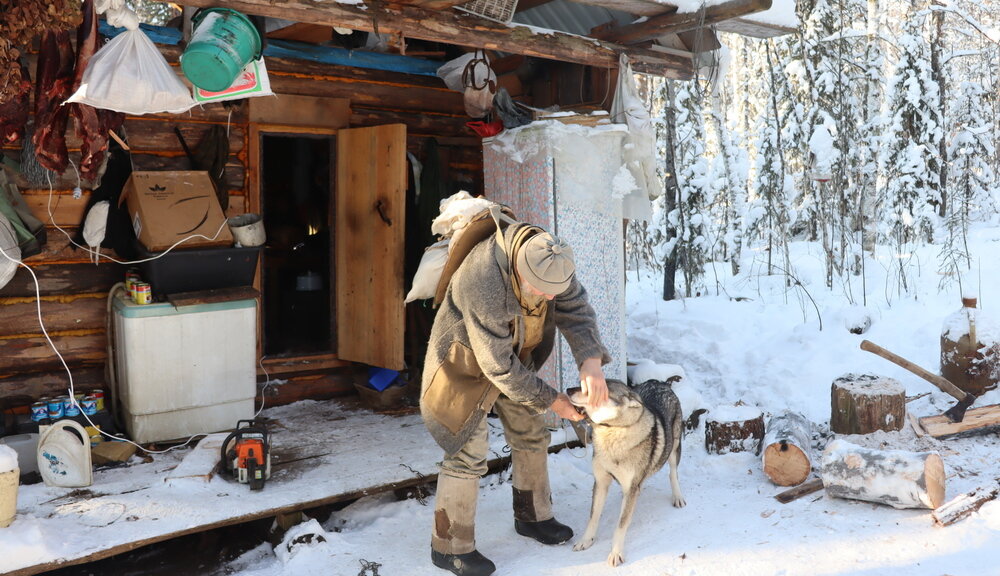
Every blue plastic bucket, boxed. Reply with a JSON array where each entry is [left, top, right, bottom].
[[181, 8, 262, 92]]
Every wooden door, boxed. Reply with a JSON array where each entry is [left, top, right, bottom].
[[335, 124, 407, 370]]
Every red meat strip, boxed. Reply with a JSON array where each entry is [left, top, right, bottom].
[[33, 30, 75, 174]]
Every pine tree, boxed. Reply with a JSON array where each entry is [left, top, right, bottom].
[[877, 10, 945, 293], [670, 80, 711, 297]]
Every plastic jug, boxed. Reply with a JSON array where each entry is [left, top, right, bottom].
[[0, 433, 38, 475], [37, 420, 93, 488]]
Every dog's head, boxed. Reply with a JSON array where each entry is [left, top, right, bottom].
[[566, 379, 644, 427]]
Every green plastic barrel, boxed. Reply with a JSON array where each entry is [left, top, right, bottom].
[[181, 8, 262, 92]]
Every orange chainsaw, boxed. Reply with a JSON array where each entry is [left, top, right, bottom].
[[221, 419, 271, 490]]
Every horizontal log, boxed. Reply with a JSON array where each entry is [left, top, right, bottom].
[[266, 71, 463, 115], [2, 261, 125, 297], [257, 367, 363, 409], [0, 332, 107, 373], [0, 365, 107, 402], [595, 0, 772, 45], [351, 108, 470, 137], [172, 0, 694, 77], [0, 293, 107, 338], [820, 439, 946, 509], [121, 119, 246, 156]]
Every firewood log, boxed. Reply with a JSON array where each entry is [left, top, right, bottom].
[[704, 405, 764, 455], [762, 411, 812, 486], [820, 439, 946, 509], [830, 373, 905, 434], [932, 478, 1000, 526]]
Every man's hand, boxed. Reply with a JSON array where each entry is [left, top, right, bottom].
[[550, 393, 585, 422], [579, 357, 608, 408]]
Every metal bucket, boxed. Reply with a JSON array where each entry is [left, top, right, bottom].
[[227, 213, 265, 247], [181, 8, 262, 92]]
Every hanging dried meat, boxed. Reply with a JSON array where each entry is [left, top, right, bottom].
[[32, 30, 75, 175], [70, 0, 125, 182], [0, 0, 82, 124], [0, 56, 31, 144]]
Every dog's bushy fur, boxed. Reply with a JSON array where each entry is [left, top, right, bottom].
[[568, 378, 686, 567]]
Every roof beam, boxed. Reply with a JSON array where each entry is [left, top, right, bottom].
[[594, 0, 772, 45], [172, 0, 694, 77]]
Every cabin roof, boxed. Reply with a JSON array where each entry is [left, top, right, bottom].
[[173, 0, 796, 79]]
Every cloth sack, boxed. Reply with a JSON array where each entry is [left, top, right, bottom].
[[66, 25, 195, 115], [405, 239, 449, 303]]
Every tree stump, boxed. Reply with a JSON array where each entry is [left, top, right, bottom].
[[830, 373, 905, 434], [762, 411, 812, 486], [820, 439, 946, 509], [705, 405, 764, 455]]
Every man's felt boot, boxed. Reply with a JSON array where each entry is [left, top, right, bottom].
[[431, 474, 495, 576], [431, 549, 496, 576], [511, 449, 574, 545], [514, 517, 574, 545]]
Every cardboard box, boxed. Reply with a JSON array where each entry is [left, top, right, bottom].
[[121, 171, 233, 251]]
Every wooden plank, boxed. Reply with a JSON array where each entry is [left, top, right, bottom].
[[166, 286, 260, 307], [171, 0, 694, 77], [918, 404, 1000, 439], [165, 433, 227, 485], [335, 125, 407, 370], [248, 95, 350, 127], [594, 0, 772, 45]]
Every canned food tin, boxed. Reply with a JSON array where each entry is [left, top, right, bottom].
[[31, 402, 49, 422], [133, 282, 152, 305], [125, 269, 141, 291], [81, 396, 98, 416], [91, 389, 105, 412], [64, 398, 81, 417], [47, 398, 65, 419]]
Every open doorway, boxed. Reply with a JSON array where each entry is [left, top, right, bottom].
[[260, 134, 334, 357]]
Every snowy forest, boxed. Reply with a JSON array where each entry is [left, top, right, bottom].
[[628, 0, 999, 304]]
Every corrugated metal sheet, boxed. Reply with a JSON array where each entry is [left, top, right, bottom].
[[511, 0, 635, 35]]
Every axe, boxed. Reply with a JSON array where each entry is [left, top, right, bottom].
[[860, 340, 976, 423]]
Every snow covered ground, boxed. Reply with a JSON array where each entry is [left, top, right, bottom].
[[214, 222, 1000, 576]]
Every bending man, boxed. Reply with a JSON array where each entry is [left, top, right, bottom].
[[421, 215, 609, 576]]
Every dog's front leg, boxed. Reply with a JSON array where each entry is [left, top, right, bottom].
[[608, 481, 642, 567], [573, 465, 612, 552]]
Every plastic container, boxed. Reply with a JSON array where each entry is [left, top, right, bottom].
[[0, 466, 16, 528], [0, 433, 39, 475], [37, 419, 93, 488], [136, 244, 260, 296], [181, 8, 262, 92]]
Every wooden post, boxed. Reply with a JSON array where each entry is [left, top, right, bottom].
[[820, 439, 946, 509], [830, 373, 905, 434], [762, 411, 812, 486], [705, 405, 764, 455]]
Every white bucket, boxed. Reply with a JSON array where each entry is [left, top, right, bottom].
[[0, 468, 17, 528], [228, 213, 266, 247]]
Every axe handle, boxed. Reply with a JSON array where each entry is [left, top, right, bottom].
[[860, 339, 972, 402]]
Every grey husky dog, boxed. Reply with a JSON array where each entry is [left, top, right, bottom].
[[567, 378, 686, 567]]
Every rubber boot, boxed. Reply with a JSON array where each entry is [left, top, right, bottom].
[[431, 473, 496, 576], [511, 449, 573, 545]]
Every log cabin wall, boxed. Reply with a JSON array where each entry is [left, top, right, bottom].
[[0, 37, 484, 411]]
